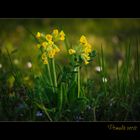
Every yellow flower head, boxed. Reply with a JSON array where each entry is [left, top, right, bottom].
[[84, 60, 89, 65], [81, 53, 91, 65], [46, 34, 53, 41], [69, 49, 76, 55], [59, 31, 65, 41], [53, 29, 59, 37], [82, 53, 90, 60], [48, 40, 54, 46], [36, 32, 41, 39], [80, 35, 87, 45], [85, 55, 90, 60], [43, 59, 48, 64], [48, 49, 56, 58], [42, 42, 48, 49], [41, 52, 47, 60], [84, 47, 92, 54], [85, 43, 92, 49]]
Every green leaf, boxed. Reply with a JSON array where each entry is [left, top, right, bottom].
[[34, 102, 53, 121]]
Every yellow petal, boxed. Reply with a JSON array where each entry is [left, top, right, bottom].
[[80, 35, 87, 44], [84, 60, 89, 65], [69, 49, 76, 55], [46, 34, 53, 41], [36, 32, 41, 39], [43, 59, 48, 64], [53, 29, 59, 37], [59, 31, 65, 41], [41, 52, 47, 60]]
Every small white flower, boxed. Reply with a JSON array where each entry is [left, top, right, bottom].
[[27, 62, 32, 68], [102, 77, 107, 83], [118, 60, 123, 68], [0, 63, 2, 69], [95, 66, 102, 72], [13, 59, 19, 65]]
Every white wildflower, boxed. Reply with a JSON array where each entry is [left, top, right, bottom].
[[27, 62, 32, 68], [102, 77, 107, 83], [0, 63, 2, 69], [95, 66, 102, 72]]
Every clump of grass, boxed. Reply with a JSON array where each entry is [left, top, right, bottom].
[[94, 39, 140, 121], [27, 29, 96, 121]]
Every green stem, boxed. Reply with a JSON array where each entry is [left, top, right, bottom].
[[101, 45, 107, 97], [52, 58, 57, 92], [116, 62, 120, 94], [78, 66, 80, 98], [42, 106, 53, 122], [46, 61, 54, 93], [6, 48, 16, 78], [58, 83, 63, 112]]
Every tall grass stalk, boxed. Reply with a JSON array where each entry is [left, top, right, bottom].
[[52, 58, 57, 92], [77, 66, 81, 98], [93, 107, 96, 121], [100, 45, 107, 97], [46, 62, 54, 93], [6, 48, 16, 78], [35, 103, 53, 121]]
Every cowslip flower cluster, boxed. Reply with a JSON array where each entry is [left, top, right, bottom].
[[35, 29, 65, 64], [68, 35, 92, 65]]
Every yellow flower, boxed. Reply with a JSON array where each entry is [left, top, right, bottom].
[[43, 59, 48, 64], [81, 53, 90, 65], [83, 43, 92, 54], [48, 40, 54, 46], [42, 42, 48, 49], [46, 34, 53, 41], [53, 29, 59, 37], [59, 31, 65, 41], [80, 35, 87, 45], [82, 53, 90, 60], [36, 32, 41, 39], [68, 49, 76, 55], [84, 60, 89, 65], [85, 55, 90, 60], [41, 52, 47, 60], [84, 47, 92, 54], [48, 49, 56, 58], [54, 47, 60, 53], [85, 43, 91, 49]]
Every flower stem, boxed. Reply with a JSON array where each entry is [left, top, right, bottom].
[[52, 58, 57, 92], [77, 66, 80, 98], [46, 61, 54, 93]]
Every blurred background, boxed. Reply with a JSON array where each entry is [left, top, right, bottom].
[[0, 18, 140, 87]]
